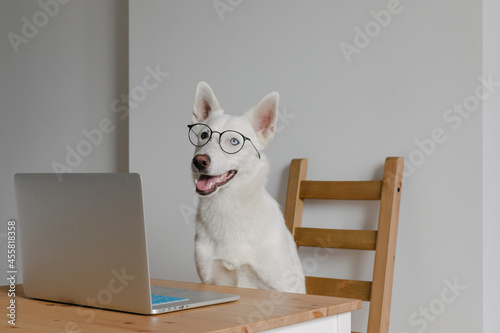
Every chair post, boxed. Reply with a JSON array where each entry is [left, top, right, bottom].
[[284, 159, 308, 236], [367, 157, 404, 333]]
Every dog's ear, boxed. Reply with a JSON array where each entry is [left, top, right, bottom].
[[192, 81, 221, 123], [246, 91, 279, 147]]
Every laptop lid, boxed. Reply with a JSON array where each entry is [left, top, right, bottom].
[[15, 173, 154, 314]]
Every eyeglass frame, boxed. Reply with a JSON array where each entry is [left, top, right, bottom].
[[187, 123, 261, 159]]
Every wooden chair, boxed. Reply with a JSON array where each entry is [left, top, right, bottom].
[[284, 157, 404, 333]]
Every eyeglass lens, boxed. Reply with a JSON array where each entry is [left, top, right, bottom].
[[188, 124, 246, 154]]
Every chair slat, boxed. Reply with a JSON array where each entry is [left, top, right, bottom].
[[300, 181, 382, 200], [295, 227, 377, 250], [306, 276, 372, 302]]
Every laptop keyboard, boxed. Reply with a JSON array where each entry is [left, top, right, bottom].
[[151, 294, 188, 306]]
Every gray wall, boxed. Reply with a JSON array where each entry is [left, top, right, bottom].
[[0, 0, 128, 282], [129, 1, 487, 332], [1, 1, 499, 332]]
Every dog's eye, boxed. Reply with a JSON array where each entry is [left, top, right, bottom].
[[230, 138, 240, 146], [200, 131, 209, 140]]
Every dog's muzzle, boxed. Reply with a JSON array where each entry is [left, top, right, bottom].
[[192, 155, 237, 195]]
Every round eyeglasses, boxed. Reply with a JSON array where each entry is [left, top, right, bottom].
[[187, 123, 261, 159]]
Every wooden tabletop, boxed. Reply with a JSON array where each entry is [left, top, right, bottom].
[[1, 279, 361, 333]]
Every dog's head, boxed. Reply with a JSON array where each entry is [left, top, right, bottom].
[[189, 81, 279, 196]]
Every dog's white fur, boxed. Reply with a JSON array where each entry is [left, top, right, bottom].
[[190, 82, 305, 293]]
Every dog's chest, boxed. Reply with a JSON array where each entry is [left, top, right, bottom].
[[196, 207, 261, 246], [195, 216, 260, 269], [195, 195, 271, 254]]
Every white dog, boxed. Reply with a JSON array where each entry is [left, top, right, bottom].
[[188, 82, 305, 293]]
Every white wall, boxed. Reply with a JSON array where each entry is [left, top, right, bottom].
[[130, 1, 483, 332], [0, 0, 128, 284], [483, 0, 500, 332]]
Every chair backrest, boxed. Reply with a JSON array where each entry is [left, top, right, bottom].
[[284, 157, 404, 333]]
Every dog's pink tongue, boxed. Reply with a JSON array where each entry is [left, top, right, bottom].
[[196, 175, 220, 192]]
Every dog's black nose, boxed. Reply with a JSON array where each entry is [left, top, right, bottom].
[[193, 154, 211, 171]]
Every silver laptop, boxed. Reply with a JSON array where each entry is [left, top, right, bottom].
[[14, 173, 239, 315]]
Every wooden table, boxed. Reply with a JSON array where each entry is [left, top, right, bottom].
[[1, 279, 361, 332]]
